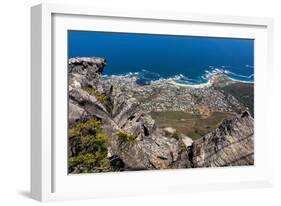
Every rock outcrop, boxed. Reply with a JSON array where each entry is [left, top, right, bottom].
[[192, 111, 254, 167], [68, 57, 254, 173]]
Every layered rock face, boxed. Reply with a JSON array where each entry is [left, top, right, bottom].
[[192, 111, 254, 167], [68, 57, 254, 173]]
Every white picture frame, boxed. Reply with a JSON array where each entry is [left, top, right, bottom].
[[31, 3, 274, 202]]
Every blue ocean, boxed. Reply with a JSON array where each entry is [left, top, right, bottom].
[[68, 31, 254, 85]]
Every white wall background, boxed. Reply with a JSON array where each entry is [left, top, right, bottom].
[[0, 0, 280, 205]]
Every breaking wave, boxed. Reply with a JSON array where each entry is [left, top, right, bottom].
[[105, 65, 254, 86]]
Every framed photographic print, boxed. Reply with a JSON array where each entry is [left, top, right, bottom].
[[31, 3, 274, 201]]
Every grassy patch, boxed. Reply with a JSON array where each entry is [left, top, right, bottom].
[[116, 131, 137, 144], [150, 111, 235, 140], [85, 86, 108, 104]]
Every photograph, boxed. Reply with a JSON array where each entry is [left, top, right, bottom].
[[67, 31, 254, 174]]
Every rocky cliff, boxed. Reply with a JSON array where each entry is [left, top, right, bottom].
[[68, 57, 254, 173], [192, 111, 254, 167]]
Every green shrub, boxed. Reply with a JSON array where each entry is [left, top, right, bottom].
[[69, 153, 96, 167], [68, 152, 111, 173], [94, 133, 109, 148], [116, 131, 137, 144], [85, 86, 108, 103], [69, 123, 85, 137], [69, 119, 102, 137], [68, 118, 111, 173], [84, 118, 102, 129], [80, 133, 108, 151]]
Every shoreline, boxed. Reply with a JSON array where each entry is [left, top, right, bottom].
[[106, 73, 254, 88], [228, 77, 254, 84], [169, 80, 212, 88], [171, 77, 254, 88]]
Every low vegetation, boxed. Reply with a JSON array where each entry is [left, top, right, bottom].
[[69, 118, 102, 137], [68, 119, 111, 173], [85, 86, 108, 104], [116, 131, 137, 145], [150, 111, 235, 140], [171, 130, 181, 140]]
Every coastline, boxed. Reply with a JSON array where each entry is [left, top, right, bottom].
[[228, 77, 254, 84], [169, 79, 212, 88], [106, 72, 254, 89]]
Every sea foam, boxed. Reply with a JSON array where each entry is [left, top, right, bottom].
[[105, 66, 254, 87]]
